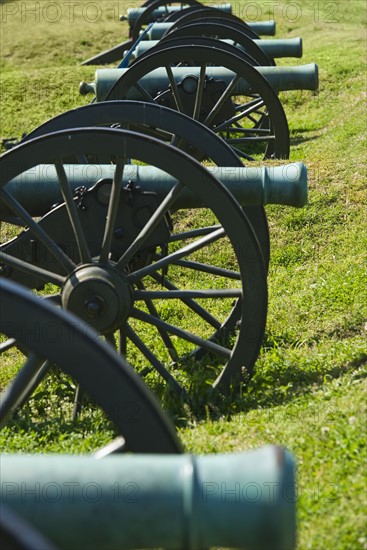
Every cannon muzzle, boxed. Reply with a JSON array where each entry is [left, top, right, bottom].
[[145, 20, 276, 40], [245, 21, 276, 35], [91, 64, 318, 102], [0, 446, 296, 550], [132, 37, 303, 60], [0, 163, 307, 219]]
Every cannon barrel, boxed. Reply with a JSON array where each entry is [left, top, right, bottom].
[[0, 163, 307, 219], [132, 37, 303, 60], [145, 20, 276, 40], [92, 64, 318, 101], [0, 446, 296, 550], [126, 4, 232, 25]]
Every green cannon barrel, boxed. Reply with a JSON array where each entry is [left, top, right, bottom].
[[126, 4, 232, 25], [92, 64, 318, 102], [131, 37, 303, 60], [0, 163, 307, 219], [0, 446, 296, 550], [145, 20, 276, 40]]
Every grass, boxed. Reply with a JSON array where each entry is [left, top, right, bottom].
[[1, 0, 367, 549]]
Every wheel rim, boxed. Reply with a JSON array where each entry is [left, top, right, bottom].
[[131, 0, 200, 41], [162, 21, 274, 66], [21, 101, 270, 269], [164, 9, 260, 39], [0, 128, 267, 400], [136, 35, 260, 66], [0, 278, 182, 453]]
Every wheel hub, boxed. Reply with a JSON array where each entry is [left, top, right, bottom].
[[61, 264, 133, 334]]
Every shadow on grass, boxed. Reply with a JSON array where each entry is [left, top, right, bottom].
[[163, 347, 367, 427], [290, 128, 320, 147], [4, 346, 366, 442]]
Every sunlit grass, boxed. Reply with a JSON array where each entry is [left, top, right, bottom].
[[0, 1, 366, 548]]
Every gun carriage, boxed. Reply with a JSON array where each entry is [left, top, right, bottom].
[[0, 2, 317, 545]]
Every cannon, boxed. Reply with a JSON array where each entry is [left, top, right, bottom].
[[125, 3, 233, 26], [81, 42, 317, 162], [141, 18, 276, 40], [81, 0, 276, 65], [92, 62, 318, 102], [119, 21, 302, 68], [6, 100, 288, 268], [1, 278, 296, 549], [0, 4, 308, 546], [0, 126, 307, 399], [1, 281, 296, 549], [131, 36, 303, 62], [117, 20, 304, 80], [1, 446, 296, 550], [0, 281, 296, 548], [2, 0, 315, 401], [131, 21, 303, 69], [128, 3, 276, 40], [1, 162, 306, 219]]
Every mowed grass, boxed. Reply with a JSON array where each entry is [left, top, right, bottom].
[[1, 1, 367, 549]]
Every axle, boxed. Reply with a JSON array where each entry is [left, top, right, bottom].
[[0, 446, 296, 550], [90, 64, 318, 101], [0, 163, 307, 219], [131, 37, 303, 60]]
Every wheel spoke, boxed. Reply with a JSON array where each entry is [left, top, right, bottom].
[[133, 82, 155, 103], [0, 251, 65, 286], [223, 127, 271, 135], [165, 258, 241, 280], [226, 136, 275, 144], [131, 307, 231, 358], [193, 62, 207, 120], [94, 436, 126, 458], [203, 74, 240, 127], [134, 288, 242, 299], [99, 157, 126, 264], [0, 189, 76, 273], [149, 272, 222, 329], [0, 338, 17, 353], [55, 160, 92, 264], [105, 332, 117, 350], [119, 326, 127, 356], [72, 384, 85, 422], [129, 226, 225, 284], [165, 65, 185, 112], [234, 96, 264, 112], [43, 294, 62, 305], [229, 146, 256, 162], [116, 181, 184, 270], [247, 114, 260, 125], [0, 355, 50, 427], [169, 224, 220, 242], [136, 280, 178, 362], [77, 154, 89, 164], [214, 98, 265, 132], [125, 324, 188, 397], [170, 134, 183, 148]]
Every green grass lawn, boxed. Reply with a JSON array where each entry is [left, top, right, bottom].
[[1, 1, 367, 548]]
